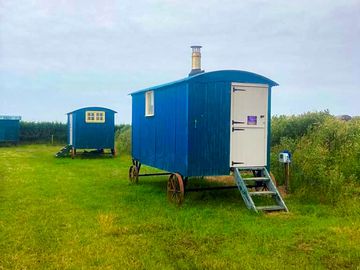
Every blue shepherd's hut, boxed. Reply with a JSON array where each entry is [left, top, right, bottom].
[[0, 115, 21, 144], [56, 107, 116, 158], [129, 46, 288, 212]]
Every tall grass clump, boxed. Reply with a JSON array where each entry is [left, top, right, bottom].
[[271, 112, 360, 204]]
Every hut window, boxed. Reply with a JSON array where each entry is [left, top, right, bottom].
[[145, 91, 154, 116], [85, 111, 105, 123]]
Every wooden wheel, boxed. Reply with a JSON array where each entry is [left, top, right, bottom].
[[167, 173, 184, 205], [129, 165, 139, 184]]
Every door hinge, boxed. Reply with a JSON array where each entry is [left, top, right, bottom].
[[232, 161, 244, 166], [232, 120, 245, 125], [232, 127, 245, 132], [233, 88, 246, 92]]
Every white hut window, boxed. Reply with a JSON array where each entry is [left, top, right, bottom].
[[145, 91, 154, 117], [86, 111, 105, 123]]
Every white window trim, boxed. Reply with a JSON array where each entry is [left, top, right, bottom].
[[85, 111, 106, 123], [145, 91, 154, 117]]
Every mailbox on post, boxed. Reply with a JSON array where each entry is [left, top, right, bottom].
[[279, 151, 291, 163], [279, 150, 291, 193]]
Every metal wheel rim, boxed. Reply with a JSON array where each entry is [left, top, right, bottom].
[[167, 173, 184, 205]]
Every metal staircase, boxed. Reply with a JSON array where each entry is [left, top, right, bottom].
[[234, 167, 288, 212], [55, 145, 72, 158]]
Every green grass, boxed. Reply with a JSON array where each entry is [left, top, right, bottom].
[[0, 145, 359, 269]]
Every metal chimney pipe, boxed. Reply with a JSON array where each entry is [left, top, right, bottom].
[[191, 46, 201, 70], [189, 45, 205, 76]]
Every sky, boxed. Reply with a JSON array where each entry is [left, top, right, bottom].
[[0, 0, 359, 124]]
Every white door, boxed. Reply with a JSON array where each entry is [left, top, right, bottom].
[[69, 114, 73, 145], [230, 83, 268, 167]]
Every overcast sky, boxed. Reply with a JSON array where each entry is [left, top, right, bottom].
[[0, 0, 359, 124]]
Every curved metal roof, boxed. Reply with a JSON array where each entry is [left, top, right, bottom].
[[130, 70, 279, 95], [67, 106, 117, 114]]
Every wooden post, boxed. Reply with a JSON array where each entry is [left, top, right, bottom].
[[51, 134, 54, 145], [284, 163, 290, 193]]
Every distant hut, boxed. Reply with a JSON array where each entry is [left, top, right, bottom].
[[0, 115, 21, 144], [56, 107, 117, 158]]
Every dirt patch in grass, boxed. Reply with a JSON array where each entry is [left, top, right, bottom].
[[205, 175, 234, 184]]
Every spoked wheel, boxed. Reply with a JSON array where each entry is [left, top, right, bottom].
[[167, 173, 185, 205], [129, 165, 139, 184]]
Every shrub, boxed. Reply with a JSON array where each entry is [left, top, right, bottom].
[[115, 124, 131, 155], [271, 115, 360, 204], [271, 110, 331, 145]]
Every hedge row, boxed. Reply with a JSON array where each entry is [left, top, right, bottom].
[[19, 122, 130, 146], [20, 122, 67, 144]]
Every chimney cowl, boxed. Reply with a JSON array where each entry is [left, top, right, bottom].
[[189, 45, 205, 76]]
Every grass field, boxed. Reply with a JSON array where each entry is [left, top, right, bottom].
[[1, 145, 359, 269]]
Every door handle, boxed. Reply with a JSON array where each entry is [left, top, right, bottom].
[[232, 127, 245, 132]]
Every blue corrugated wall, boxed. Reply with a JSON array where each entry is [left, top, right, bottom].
[[187, 81, 231, 176], [132, 84, 188, 175]]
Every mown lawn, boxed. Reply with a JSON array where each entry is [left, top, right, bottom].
[[0, 145, 359, 269]]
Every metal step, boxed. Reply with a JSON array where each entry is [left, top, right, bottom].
[[249, 191, 276, 196], [55, 145, 72, 158], [242, 177, 269, 182], [234, 167, 289, 212], [256, 205, 285, 211], [237, 167, 265, 171]]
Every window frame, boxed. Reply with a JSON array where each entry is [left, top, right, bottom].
[[85, 111, 106, 123], [145, 91, 155, 117]]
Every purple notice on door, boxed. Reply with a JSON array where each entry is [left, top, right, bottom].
[[247, 116, 257, 125]]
